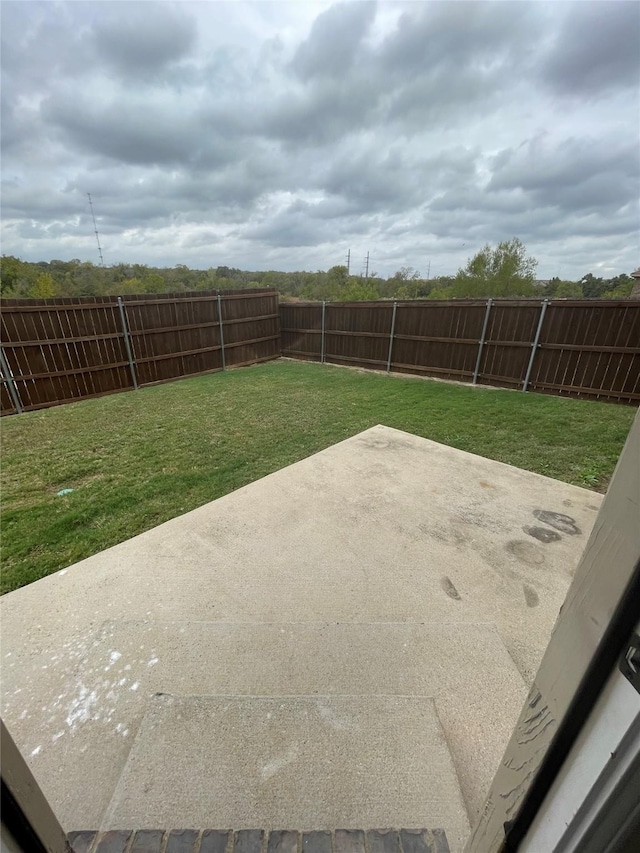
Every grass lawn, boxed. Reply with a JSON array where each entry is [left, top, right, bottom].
[[1, 359, 635, 594]]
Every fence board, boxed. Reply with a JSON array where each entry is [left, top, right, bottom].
[[1, 288, 279, 414]]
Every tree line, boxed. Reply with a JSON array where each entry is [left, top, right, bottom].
[[0, 239, 635, 302]]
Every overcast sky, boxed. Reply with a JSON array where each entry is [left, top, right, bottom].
[[1, 1, 638, 279]]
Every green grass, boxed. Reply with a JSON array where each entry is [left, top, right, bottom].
[[1, 360, 635, 594]]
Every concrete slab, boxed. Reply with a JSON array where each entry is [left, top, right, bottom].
[[1, 426, 599, 680], [0, 620, 525, 825], [102, 694, 470, 853], [1, 425, 599, 840]]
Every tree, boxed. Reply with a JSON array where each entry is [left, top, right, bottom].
[[117, 277, 145, 295], [603, 281, 633, 299], [326, 265, 349, 300], [0, 255, 22, 294], [29, 273, 56, 298], [393, 266, 420, 281], [452, 238, 537, 298], [340, 279, 379, 301], [554, 280, 583, 298], [579, 273, 607, 299], [392, 266, 421, 298], [142, 272, 166, 293], [427, 287, 453, 300]]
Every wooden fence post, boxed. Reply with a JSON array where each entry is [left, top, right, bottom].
[[386, 301, 398, 373], [0, 345, 24, 414], [472, 298, 493, 385], [321, 301, 326, 363], [522, 299, 549, 393], [116, 297, 138, 390], [217, 293, 226, 370]]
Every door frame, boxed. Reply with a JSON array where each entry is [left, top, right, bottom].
[[465, 410, 640, 852]]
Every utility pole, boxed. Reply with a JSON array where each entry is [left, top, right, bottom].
[[427, 260, 431, 280], [365, 251, 370, 280], [87, 193, 104, 267], [346, 249, 350, 275]]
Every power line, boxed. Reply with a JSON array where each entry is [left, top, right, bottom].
[[87, 193, 104, 267]]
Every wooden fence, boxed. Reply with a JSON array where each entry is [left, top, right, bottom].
[[2, 293, 638, 413], [0, 289, 279, 415], [280, 298, 640, 404]]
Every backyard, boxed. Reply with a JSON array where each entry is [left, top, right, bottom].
[[1, 359, 635, 594]]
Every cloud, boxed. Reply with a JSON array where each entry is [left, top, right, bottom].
[[1, 0, 638, 280], [42, 90, 205, 166], [91, 3, 197, 79], [487, 135, 639, 212], [380, 1, 538, 76], [291, 1, 377, 81], [541, 1, 640, 97]]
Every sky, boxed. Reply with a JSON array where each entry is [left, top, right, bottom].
[[1, 1, 639, 280]]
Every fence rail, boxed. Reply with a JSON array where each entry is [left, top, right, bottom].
[[280, 298, 640, 404], [0, 289, 279, 414]]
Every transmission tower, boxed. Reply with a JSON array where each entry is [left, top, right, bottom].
[[87, 193, 104, 267]]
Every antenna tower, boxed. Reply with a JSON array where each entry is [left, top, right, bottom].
[[87, 193, 105, 267]]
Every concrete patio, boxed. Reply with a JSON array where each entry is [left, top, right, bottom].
[[0, 425, 601, 853]]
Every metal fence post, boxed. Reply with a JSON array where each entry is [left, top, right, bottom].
[[386, 301, 398, 373], [320, 301, 326, 363], [217, 293, 226, 370], [116, 297, 138, 390], [522, 299, 549, 393], [472, 298, 493, 385], [0, 344, 24, 414]]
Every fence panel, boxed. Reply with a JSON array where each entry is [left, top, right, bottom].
[[0, 288, 279, 414], [478, 301, 543, 389], [325, 302, 395, 369], [220, 290, 281, 368], [123, 294, 223, 386], [0, 297, 132, 412], [280, 303, 324, 360], [281, 298, 640, 405], [530, 300, 640, 402], [392, 300, 488, 382]]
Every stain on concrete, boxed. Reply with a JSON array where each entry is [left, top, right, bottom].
[[479, 480, 496, 490], [562, 499, 573, 507], [361, 434, 415, 452], [533, 510, 581, 535], [523, 526, 562, 544], [587, 505, 600, 512], [452, 509, 511, 534], [440, 576, 461, 600], [418, 524, 468, 548], [506, 540, 546, 566], [523, 584, 539, 608]]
